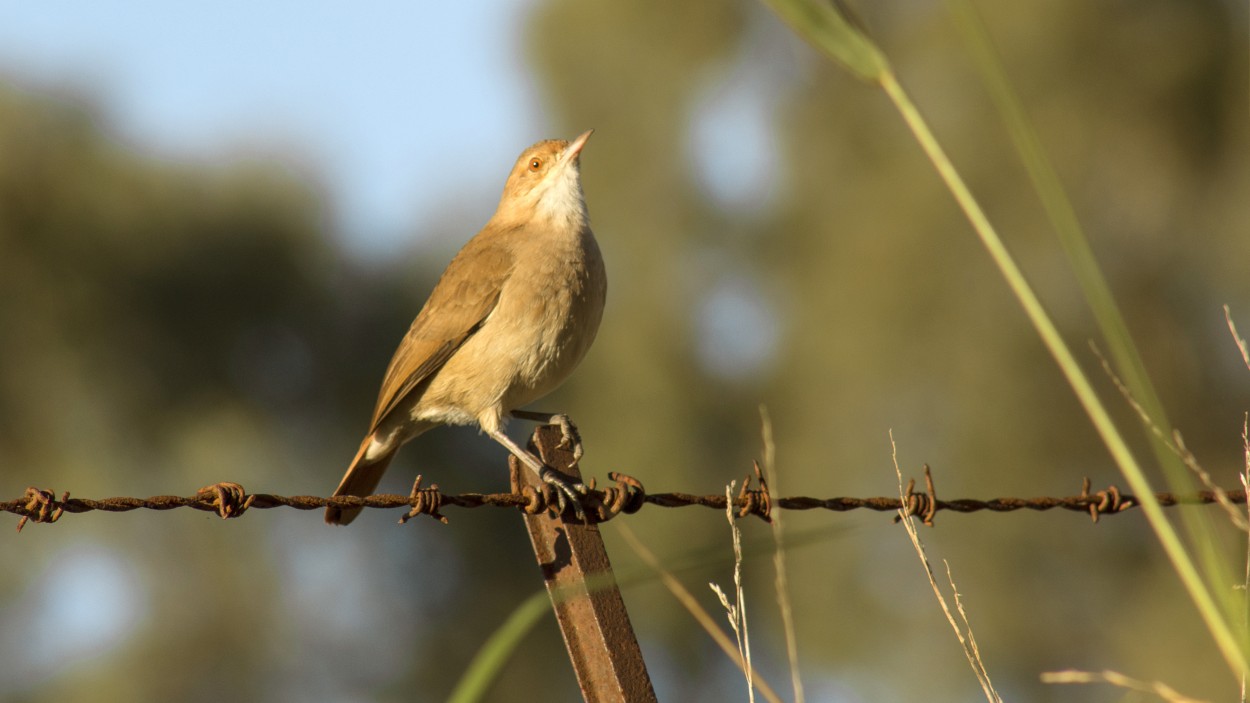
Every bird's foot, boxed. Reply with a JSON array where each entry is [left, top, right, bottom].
[[549, 414, 583, 465], [511, 410, 583, 466], [540, 466, 589, 521]]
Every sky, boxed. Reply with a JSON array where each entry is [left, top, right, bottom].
[[0, 6, 543, 685], [0, 0, 785, 379], [0, 1, 784, 260], [0, 0, 542, 256]]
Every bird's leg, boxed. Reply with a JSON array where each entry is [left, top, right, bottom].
[[510, 410, 583, 464], [486, 427, 587, 520]]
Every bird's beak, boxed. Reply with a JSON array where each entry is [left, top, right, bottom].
[[562, 130, 594, 164]]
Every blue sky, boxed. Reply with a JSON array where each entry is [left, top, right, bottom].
[[0, 0, 542, 255], [0, 7, 547, 683], [0, 0, 787, 380]]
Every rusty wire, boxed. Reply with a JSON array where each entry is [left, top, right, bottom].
[[5, 464, 1247, 532]]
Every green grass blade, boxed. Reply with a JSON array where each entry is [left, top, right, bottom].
[[448, 590, 551, 703], [758, 0, 889, 82], [764, 0, 1247, 676], [879, 68, 1248, 678], [946, 0, 1236, 616]]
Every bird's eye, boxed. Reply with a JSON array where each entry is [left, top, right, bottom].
[[528, 158, 542, 171]]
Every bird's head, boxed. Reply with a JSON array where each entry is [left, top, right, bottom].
[[496, 130, 593, 230]]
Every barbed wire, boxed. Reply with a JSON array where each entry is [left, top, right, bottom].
[[5, 465, 1246, 532]]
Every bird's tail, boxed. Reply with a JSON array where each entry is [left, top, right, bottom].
[[325, 436, 397, 526]]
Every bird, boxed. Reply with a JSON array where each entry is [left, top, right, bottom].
[[325, 130, 607, 525]]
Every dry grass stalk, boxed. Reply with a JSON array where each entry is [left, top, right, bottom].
[[1242, 414, 1249, 703], [1090, 342, 1248, 531], [615, 524, 784, 703], [1226, 305, 1250, 372], [710, 481, 755, 703], [759, 405, 806, 703], [1041, 669, 1208, 702], [891, 430, 1002, 702], [1235, 302, 1250, 702]]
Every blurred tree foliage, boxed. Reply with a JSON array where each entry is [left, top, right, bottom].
[[528, 0, 1249, 700], [0, 85, 331, 483], [1, 0, 1248, 701]]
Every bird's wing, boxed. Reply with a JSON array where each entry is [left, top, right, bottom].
[[369, 232, 515, 430]]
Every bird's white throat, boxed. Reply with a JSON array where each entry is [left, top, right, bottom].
[[535, 164, 588, 230]]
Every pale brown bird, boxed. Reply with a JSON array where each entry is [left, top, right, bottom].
[[326, 130, 606, 525]]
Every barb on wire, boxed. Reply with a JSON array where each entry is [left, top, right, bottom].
[[5, 467, 1247, 531]]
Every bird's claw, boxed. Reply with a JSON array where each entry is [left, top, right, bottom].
[[550, 414, 584, 465], [540, 466, 588, 521]]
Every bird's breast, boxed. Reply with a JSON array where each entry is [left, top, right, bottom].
[[416, 225, 606, 421], [496, 228, 606, 398]]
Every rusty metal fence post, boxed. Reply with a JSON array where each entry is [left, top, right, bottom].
[[511, 426, 657, 703]]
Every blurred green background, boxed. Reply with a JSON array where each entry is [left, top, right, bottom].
[[2, 1, 1248, 701]]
